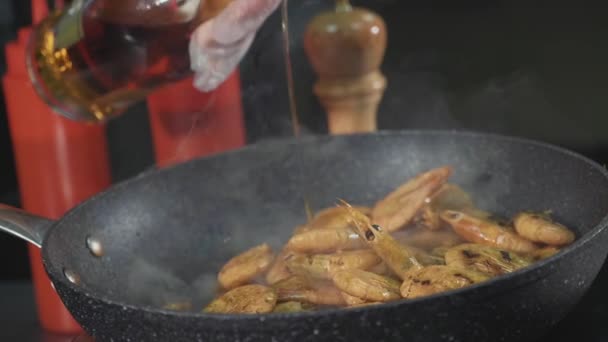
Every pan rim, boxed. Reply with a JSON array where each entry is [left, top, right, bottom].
[[41, 129, 608, 322]]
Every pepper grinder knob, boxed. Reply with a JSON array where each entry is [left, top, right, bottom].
[[304, 0, 387, 134]]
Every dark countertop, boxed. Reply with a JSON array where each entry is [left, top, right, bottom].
[[2, 261, 608, 342]]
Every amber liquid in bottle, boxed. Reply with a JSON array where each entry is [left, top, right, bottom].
[[27, 1, 220, 122]]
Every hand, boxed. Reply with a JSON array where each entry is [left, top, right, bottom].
[[189, 0, 283, 92]]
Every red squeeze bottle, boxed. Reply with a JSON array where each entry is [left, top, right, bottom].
[[2, 0, 111, 335], [147, 71, 246, 167]]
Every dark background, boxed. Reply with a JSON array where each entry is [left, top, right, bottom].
[[1, 0, 607, 282]]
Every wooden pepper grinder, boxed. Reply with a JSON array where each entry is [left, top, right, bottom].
[[304, 0, 387, 134]]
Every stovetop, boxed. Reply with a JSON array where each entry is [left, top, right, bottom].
[[2, 261, 608, 342]]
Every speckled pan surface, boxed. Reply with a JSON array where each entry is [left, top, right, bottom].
[[41, 130, 608, 341]]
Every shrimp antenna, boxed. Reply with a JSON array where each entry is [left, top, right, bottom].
[[336, 198, 369, 232], [336, 198, 352, 207]]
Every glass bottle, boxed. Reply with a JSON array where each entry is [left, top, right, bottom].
[[26, 0, 230, 122]]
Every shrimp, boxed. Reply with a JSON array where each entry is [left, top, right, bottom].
[[368, 262, 394, 277], [294, 206, 372, 234], [272, 275, 346, 306], [284, 249, 381, 280], [218, 243, 275, 289], [394, 228, 464, 250], [430, 246, 450, 259], [413, 183, 490, 230], [400, 265, 490, 299], [413, 205, 442, 230], [405, 245, 446, 266], [286, 227, 365, 253], [273, 301, 314, 313], [305, 282, 346, 306], [372, 166, 452, 232], [430, 184, 492, 217], [272, 275, 310, 302], [265, 248, 294, 285], [440, 210, 537, 254], [444, 243, 533, 276], [203, 284, 277, 314], [343, 202, 423, 280], [530, 246, 561, 261], [202, 164, 583, 314], [513, 212, 575, 246], [341, 291, 367, 306], [332, 269, 402, 302], [431, 184, 475, 209]]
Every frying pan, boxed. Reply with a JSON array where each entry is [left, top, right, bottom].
[[2, 130, 608, 342]]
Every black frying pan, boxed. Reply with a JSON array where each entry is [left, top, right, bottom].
[[2, 130, 608, 342]]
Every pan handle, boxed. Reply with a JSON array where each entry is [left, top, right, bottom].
[[0, 204, 54, 248]]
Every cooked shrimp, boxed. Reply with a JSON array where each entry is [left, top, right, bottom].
[[530, 246, 561, 261], [440, 210, 537, 254], [405, 245, 446, 266], [202, 164, 582, 314], [430, 184, 492, 218], [286, 227, 365, 253], [343, 202, 423, 280], [341, 291, 366, 306], [272, 275, 310, 301], [395, 228, 464, 250], [368, 262, 393, 277], [272, 275, 345, 306], [305, 282, 346, 306], [284, 249, 381, 280], [513, 212, 575, 246], [332, 269, 401, 302], [372, 166, 452, 232], [203, 284, 277, 314], [413, 205, 441, 230], [218, 243, 275, 289], [400, 265, 490, 299], [430, 184, 476, 210], [413, 183, 489, 230], [295, 206, 372, 234], [265, 248, 293, 285], [430, 246, 450, 259], [273, 301, 313, 313], [444, 243, 532, 276]]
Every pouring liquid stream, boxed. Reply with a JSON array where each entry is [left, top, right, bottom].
[[280, 0, 314, 221], [281, 0, 301, 139]]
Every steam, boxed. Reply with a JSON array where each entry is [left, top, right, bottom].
[[125, 258, 194, 309], [191, 273, 222, 307], [124, 258, 229, 311]]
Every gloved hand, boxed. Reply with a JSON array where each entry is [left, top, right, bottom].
[[189, 0, 283, 92]]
